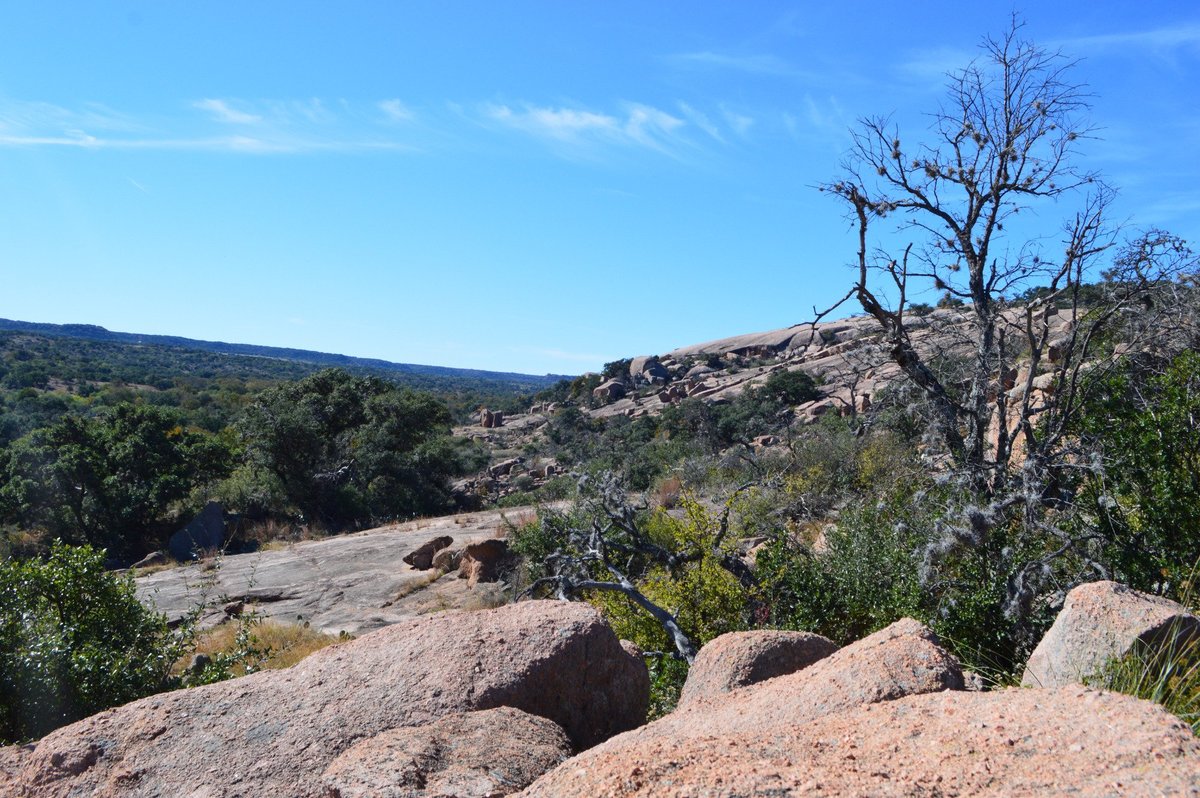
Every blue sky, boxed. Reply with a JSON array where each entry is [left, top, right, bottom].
[[1, 3, 1197, 375]]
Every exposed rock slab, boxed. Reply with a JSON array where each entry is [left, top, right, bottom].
[[1022, 580, 1200, 688], [678, 630, 837, 709], [2, 600, 648, 798], [321, 707, 571, 798], [520, 688, 1200, 797], [136, 508, 543, 636]]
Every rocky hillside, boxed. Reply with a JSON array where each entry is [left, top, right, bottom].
[[453, 304, 1080, 501]]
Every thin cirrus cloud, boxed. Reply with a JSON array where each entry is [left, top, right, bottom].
[[677, 102, 724, 143], [1054, 23, 1200, 54], [0, 95, 756, 159], [378, 99, 415, 122], [193, 98, 263, 125], [482, 100, 761, 158], [0, 97, 416, 153]]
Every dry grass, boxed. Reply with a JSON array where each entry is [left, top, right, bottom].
[[129, 560, 181, 576], [238, 518, 330, 552], [177, 618, 347, 678], [653, 476, 684, 509], [497, 509, 537, 538], [381, 570, 445, 607]]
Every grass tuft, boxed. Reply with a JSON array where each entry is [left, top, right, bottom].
[[1088, 624, 1200, 735]]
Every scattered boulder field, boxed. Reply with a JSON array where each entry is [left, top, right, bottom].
[[5, 582, 1200, 796]]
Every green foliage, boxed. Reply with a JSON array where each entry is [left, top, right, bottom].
[[544, 408, 693, 490], [602, 358, 632, 381], [602, 501, 747, 640], [0, 542, 189, 743], [762, 368, 820, 405], [756, 491, 925, 645], [0, 404, 233, 557], [754, 424, 1050, 679], [237, 368, 476, 527], [0, 329, 556, 434], [1075, 351, 1200, 594], [594, 500, 750, 715]]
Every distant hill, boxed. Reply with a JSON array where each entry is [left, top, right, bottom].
[[0, 318, 570, 387]]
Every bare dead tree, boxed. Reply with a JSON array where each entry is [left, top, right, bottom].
[[520, 473, 760, 664], [818, 18, 1197, 623]]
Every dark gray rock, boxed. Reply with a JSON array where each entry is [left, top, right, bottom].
[[167, 502, 225, 561]]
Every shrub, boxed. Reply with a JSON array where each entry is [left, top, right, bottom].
[[592, 500, 751, 715], [0, 542, 190, 743], [180, 616, 347, 685], [1075, 351, 1200, 595]]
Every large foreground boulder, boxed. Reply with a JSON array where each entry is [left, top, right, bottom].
[[520, 688, 1200, 796], [677, 630, 837, 709], [2, 601, 648, 798], [630, 619, 964, 744], [1022, 580, 1200, 688], [321, 707, 571, 798]]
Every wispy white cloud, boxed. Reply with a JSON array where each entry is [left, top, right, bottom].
[[623, 104, 685, 150], [483, 101, 688, 156], [677, 102, 724, 142], [783, 94, 849, 150], [898, 46, 974, 82], [720, 105, 754, 137], [194, 98, 262, 125], [1056, 23, 1200, 54], [487, 103, 619, 139], [0, 97, 417, 154], [378, 99, 414, 122], [1136, 191, 1200, 225]]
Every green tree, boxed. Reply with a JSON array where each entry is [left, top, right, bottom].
[[0, 403, 232, 557], [236, 368, 475, 526], [762, 369, 820, 406], [0, 542, 189, 742]]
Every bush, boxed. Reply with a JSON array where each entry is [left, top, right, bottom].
[[0, 542, 189, 743], [1075, 351, 1200, 594], [591, 500, 751, 715]]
